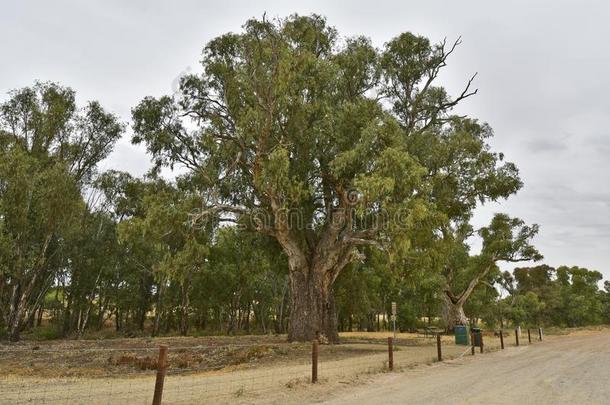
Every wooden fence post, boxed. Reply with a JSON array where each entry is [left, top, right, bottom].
[[538, 327, 543, 341], [515, 328, 520, 346], [152, 345, 168, 405], [436, 334, 442, 362], [528, 328, 532, 343], [388, 337, 394, 370], [471, 332, 475, 355], [500, 330, 504, 350], [480, 332, 484, 353], [312, 339, 319, 383]]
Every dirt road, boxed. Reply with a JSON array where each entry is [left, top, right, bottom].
[[318, 330, 610, 405]]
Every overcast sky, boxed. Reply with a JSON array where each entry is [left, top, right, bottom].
[[2, 0, 609, 279]]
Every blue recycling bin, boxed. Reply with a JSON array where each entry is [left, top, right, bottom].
[[455, 325, 470, 345]]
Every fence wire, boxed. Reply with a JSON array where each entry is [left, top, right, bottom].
[[0, 328, 544, 404]]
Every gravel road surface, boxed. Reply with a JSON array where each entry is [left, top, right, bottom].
[[321, 330, 610, 405]]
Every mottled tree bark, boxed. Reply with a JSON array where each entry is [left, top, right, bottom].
[[442, 264, 493, 331], [442, 292, 469, 331], [287, 268, 339, 343]]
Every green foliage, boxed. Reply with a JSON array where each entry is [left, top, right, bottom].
[[1, 18, 608, 342], [334, 257, 385, 331], [25, 324, 63, 341], [129, 15, 493, 284], [397, 302, 419, 331], [129, 14, 533, 340], [483, 265, 607, 328], [0, 82, 122, 340]]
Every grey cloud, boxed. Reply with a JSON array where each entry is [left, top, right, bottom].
[[585, 134, 610, 155], [526, 138, 568, 153]]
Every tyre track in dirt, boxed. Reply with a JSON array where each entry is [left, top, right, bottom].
[[318, 331, 610, 405]]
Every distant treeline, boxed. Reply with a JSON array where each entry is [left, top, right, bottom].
[[1, 83, 608, 342]]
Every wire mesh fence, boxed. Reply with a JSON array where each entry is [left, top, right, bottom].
[[0, 327, 544, 404]]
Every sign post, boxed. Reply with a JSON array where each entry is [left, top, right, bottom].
[[391, 301, 397, 341]]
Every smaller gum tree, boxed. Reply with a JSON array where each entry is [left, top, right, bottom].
[[439, 214, 543, 330]]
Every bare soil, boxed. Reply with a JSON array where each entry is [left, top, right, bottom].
[[1, 328, 605, 404], [0, 332, 453, 403], [0, 331, 452, 378]]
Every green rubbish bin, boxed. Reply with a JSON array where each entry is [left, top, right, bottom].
[[454, 325, 470, 345], [472, 327, 482, 346]]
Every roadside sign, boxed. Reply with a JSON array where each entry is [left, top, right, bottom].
[[391, 302, 397, 340]]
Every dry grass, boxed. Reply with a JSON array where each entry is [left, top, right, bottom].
[[0, 332, 406, 379], [0, 335, 309, 378], [1, 327, 603, 379], [2, 328, 602, 404], [0, 340, 455, 404]]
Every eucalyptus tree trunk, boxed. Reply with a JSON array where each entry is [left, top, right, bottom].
[[271, 195, 365, 343], [6, 235, 53, 342], [7, 272, 43, 341], [151, 279, 166, 337], [442, 264, 493, 331], [179, 283, 190, 336], [442, 292, 469, 332], [275, 280, 288, 334], [288, 267, 339, 343], [8, 283, 29, 342]]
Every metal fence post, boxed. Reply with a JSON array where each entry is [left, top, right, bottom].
[[312, 339, 319, 383], [538, 327, 543, 341], [388, 337, 394, 370], [515, 328, 520, 346], [436, 334, 442, 362], [152, 345, 168, 405], [500, 330, 504, 350]]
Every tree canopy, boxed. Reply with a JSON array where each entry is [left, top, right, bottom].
[[0, 82, 123, 341], [129, 14, 517, 341], [0, 15, 608, 342]]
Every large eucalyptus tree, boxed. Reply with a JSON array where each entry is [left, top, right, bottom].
[[132, 15, 500, 342]]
